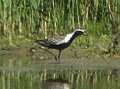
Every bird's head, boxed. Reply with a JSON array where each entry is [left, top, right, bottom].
[[74, 29, 86, 36]]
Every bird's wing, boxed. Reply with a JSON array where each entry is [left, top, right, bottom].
[[48, 34, 65, 43], [35, 34, 68, 47], [36, 39, 52, 47]]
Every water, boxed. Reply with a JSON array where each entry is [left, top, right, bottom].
[[0, 48, 120, 89], [0, 68, 120, 89]]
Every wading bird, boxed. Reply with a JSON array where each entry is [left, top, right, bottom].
[[35, 29, 85, 62]]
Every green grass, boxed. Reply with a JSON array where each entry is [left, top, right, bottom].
[[0, 0, 119, 35], [0, 0, 120, 56]]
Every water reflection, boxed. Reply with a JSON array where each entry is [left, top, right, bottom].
[[44, 79, 70, 89], [0, 69, 119, 89]]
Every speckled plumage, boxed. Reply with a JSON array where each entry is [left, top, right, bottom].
[[36, 29, 85, 62]]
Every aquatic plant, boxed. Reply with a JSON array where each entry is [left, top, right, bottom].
[[0, 0, 120, 55]]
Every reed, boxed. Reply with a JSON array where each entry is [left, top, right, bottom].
[[0, 0, 120, 54], [0, 70, 119, 89], [0, 0, 119, 35]]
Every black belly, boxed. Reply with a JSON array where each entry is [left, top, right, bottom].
[[49, 43, 70, 50]]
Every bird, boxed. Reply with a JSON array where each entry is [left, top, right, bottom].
[[35, 29, 85, 62]]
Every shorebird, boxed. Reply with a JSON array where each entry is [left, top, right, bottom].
[[35, 29, 85, 62]]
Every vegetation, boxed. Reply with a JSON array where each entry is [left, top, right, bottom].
[[0, 70, 120, 89], [0, 1, 120, 89], [0, 0, 120, 55]]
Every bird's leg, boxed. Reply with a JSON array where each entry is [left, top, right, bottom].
[[57, 50, 62, 62], [38, 47, 58, 61]]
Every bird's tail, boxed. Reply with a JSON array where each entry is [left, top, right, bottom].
[[35, 40, 43, 45], [35, 39, 48, 47], [28, 35, 49, 47]]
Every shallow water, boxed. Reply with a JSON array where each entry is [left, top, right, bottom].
[[0, 48, 120, 89], [0, 68, 120, 89]]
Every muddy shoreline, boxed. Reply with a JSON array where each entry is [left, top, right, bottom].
[[0, 45, 120, 71]]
